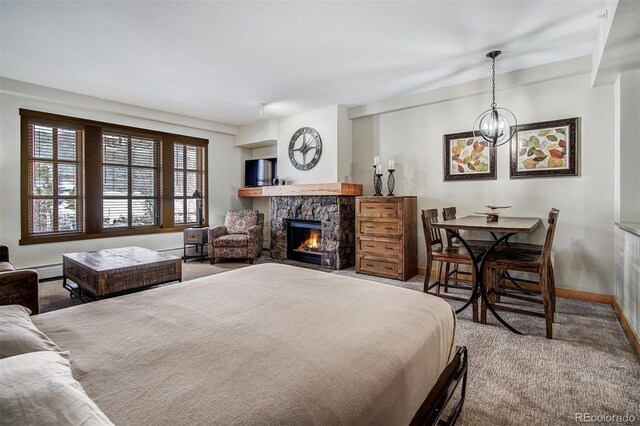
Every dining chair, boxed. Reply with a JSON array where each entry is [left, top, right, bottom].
[[484, 209, 560, 339], [440, 207, 494, 293], [494, 208, 559, 312], [421, 209, 481, 322]]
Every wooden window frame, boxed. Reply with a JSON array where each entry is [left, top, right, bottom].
[[19, 109, 209, 245]]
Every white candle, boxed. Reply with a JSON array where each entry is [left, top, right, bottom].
[[376, 164, 382, 174], [388, 160, 395, 170], [374, 156, 380, 166]]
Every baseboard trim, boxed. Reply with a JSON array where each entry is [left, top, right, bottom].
[[554, 288, 613, 304], [612, 298, 640, 360], [417, 267, 613, 304]]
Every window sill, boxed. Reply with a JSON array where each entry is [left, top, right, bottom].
[[19, 224, 208, 245]]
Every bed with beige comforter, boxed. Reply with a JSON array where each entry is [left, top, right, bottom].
[[33, 263, 456, 425]]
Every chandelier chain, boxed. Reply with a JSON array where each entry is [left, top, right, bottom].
[[491, 56, 496, 109]]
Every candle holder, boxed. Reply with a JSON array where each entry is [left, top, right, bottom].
[[387, 169, 396, 196], [374, 173, 384, 196]]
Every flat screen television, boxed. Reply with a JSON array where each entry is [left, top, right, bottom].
[[245, 158, 277, 187]]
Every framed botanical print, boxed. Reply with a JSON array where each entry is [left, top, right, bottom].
[[443, 131, 496, 181], [510, 117, 579, 178]]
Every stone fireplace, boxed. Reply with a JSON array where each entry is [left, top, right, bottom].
[[270, 196, 355, 270]]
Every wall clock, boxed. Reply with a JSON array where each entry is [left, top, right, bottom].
[[288, 127, 322, 171]]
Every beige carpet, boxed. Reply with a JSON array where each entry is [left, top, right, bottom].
[[38, 254, 640, 425]]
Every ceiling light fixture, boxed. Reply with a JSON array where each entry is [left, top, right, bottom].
[[473, 51, 517, 147], [257, 103, 266, 118]]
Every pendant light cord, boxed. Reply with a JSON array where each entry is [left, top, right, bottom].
[[491, 56, 496, 109]]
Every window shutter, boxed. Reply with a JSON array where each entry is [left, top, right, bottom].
[[102, 132, 161, 229], [173, 142, 206, 225], [27, 122, 84, 235]]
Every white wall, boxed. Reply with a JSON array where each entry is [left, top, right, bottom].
[[352, 72, 615, 294], [0, 85, 251, 273], [615, 70, 640, 223], [235, 119, 278, 148], [337, 106, 353, 183]]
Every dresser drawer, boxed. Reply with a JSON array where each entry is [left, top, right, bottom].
[[359, 257, 401, 278], [358, 201, 400, 218], [357, 238, 400, 257], [359, 220, 402, 237]]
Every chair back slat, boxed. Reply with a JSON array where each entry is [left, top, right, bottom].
[[421, 209, 442, 254], [539, 209, 560, 269], [442, 207, 457, 221], [442, 207, 457, 246]]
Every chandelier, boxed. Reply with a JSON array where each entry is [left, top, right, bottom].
[[473, 51, 517, 147]]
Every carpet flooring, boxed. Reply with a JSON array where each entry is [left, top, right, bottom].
[[38, 255, 639, 425]]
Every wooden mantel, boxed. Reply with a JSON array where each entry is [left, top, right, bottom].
[[238, 183, 363, 198]]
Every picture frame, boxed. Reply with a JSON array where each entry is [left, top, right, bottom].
[[443, 131, 496, 181], [510, 117, 579, 179]]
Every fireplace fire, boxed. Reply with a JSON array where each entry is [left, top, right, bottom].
[[287, 220, 322, 264], [295, 229, 321, 254]]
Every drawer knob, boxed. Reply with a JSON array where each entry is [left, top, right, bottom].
[[385, 246, 393, 250], [385, 207, 394, 210], [385, 266, 393, 270], [366, 226, 374, 229], [385, 227, 393, 230], [365, 206, 374, 209], [366, 263, 375, 267], [366, 244, 374, 248]]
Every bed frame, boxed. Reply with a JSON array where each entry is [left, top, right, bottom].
[[410, 346, 468, 426]]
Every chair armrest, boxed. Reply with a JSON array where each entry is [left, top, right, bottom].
[[0, 269, 39, 315], [247, 225, 264, 258], [208, 226, 227, 240], [0, 245, 8, 262]]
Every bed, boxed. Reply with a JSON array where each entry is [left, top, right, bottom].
[[33, 263, 464, 425]]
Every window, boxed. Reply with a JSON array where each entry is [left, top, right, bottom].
[[20, 110, 208, 244], [26, 121, 84, 236], [173, 142, 206, 225], [102, 132, 160, 229]]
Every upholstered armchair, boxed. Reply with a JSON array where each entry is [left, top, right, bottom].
[[208, 210, 264, 264], [0, 245, 39, 314]]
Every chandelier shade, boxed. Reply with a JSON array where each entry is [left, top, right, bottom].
[[473, 51, 517, 147]]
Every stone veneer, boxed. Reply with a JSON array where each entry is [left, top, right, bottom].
[[270, 196, 356, 270]]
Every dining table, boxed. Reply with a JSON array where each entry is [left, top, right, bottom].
[[431, 215, 542, 334]]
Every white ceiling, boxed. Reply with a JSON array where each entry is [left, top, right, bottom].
[[0, 1, 604, 126]]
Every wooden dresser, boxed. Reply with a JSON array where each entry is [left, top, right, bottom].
[[355, 196, 418, 281]]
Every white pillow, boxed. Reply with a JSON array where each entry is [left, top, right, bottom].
[[0, 305, 60, 358], [0, 351, 114, 425]]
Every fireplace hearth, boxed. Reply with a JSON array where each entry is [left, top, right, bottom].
[[287, 220, 322, 264]]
